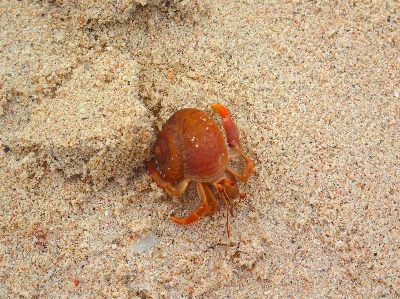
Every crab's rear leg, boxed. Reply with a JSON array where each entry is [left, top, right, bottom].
[[170, 182, 217, 224], [210, 103, 254, 182]]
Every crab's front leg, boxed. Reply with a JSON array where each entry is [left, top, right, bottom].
[[170, 182, 217, 225], [210, 103, 254, 182], [210, 103, 240, 149], [147, 160, 189, 196]]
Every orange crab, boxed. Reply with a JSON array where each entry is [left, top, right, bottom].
[[147, 103, 253, 236]]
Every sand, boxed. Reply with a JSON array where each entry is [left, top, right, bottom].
[[1, 0, 399, 298]]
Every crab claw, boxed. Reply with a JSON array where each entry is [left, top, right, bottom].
[[211, 103, 253, 182], [210, 103, 240, 147]]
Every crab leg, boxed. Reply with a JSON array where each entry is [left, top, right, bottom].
[[226, 153, 253, 183], [211, 103, 254, 182], [147, 160, 189, 196], [210, 103, 241, 148], [171, 182, 217, 224]]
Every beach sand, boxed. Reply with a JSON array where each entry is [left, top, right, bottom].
[[1, 0, 399, 298]]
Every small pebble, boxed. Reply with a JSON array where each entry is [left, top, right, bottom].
[[66, 281, 75, 292], [132, 233, 156, 253], [137, 263, 143, 273]]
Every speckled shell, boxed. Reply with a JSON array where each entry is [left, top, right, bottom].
[[154, 108, 228, 183]]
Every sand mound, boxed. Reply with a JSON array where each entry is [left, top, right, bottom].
[[17, 50, 153, 189]]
